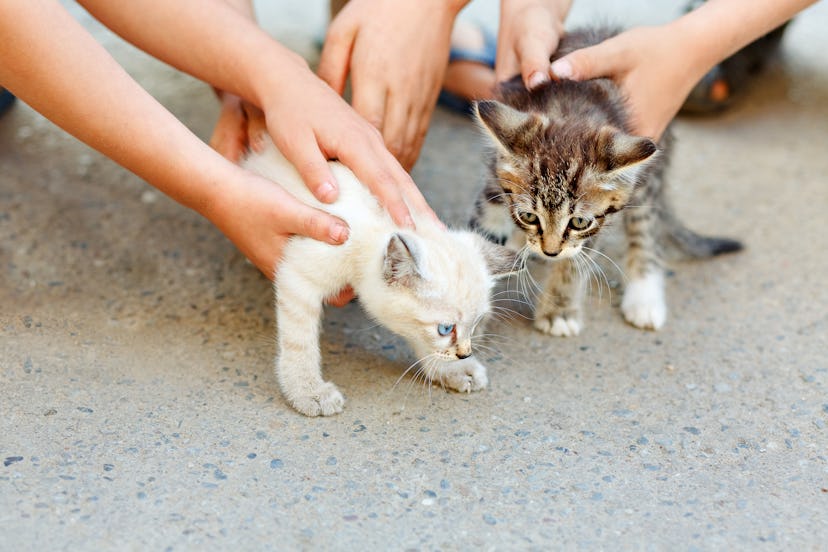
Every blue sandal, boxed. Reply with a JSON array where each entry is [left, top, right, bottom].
[[0, 87, 15, 117], [437, 25, 497, 115]]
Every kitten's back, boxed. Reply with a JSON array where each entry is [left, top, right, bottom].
[[496, 27, 631, 133], [242, 139, 387, 230]]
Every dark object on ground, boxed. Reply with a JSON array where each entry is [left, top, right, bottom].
[[0, 87, 16, 117], [681, 1, 790, 114]]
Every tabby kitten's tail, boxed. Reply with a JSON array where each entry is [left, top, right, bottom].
[[659, 208, 744, 259]]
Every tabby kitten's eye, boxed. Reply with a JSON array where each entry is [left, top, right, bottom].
[[437, 323, 455, 336], [517, 211, 539, 225], [569, 216, 592, 230]]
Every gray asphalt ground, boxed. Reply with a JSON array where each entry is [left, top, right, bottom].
[[2, 1, 826, 550]]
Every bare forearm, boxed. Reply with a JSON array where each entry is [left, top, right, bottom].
[[77, 0, 298, 109], [671, 0, 817, 77], [0, 0, 230, 214], [0, 0, 389, 277], [221, 0, 255, 19]]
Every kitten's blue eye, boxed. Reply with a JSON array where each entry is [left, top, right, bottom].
[[569, 216, 591, 230], [437, 323, 455, 336], [517, 211, 539, 225]]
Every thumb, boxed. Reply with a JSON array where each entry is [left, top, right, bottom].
[[550, 41, 624, 81], [317, 21, 357, 95]]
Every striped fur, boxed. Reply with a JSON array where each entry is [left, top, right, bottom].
[[471, 27, 742, 335]]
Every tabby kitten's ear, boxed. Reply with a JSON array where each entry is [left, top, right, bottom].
[[383, 233, 424, 287], [472, 234, 523, 279], [474, 100, 547, 154], [598, 126, 659, 186]]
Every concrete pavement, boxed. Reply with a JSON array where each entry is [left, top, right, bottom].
[[2, 1, 826, 549]]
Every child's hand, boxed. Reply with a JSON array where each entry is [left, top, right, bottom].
[[550, 25, 700, 140], [203, 162, 351, 280], [496, 0, 570, 89], [318, 0, 465, 171], [255, 51, 438, 229]]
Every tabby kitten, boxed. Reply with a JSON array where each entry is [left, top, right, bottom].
[[243, 136, 518, 416], [471, 27, 742, 336]]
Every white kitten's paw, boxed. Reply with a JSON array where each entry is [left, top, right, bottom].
[[288, 381, 345, 417], [534, 314, 582, 337], [439, 359, 488, 393], [621, 273, 667, 330]]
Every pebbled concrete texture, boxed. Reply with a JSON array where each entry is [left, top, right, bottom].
[[1, 1, 826, 549]]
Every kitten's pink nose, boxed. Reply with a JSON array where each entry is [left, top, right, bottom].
[[456, 351, 471, 359]]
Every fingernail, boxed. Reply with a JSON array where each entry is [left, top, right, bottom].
[[527, 71, 550, 90], [318, 181, 338, 203], [550, 59, 573, 79], [329, 222, 349, 244], [403, 215, 415, 230]]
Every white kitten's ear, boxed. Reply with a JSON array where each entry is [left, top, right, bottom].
[[383, 233, 423, 287], [474, 234, 523, 279], [474, 100, 547, 154]]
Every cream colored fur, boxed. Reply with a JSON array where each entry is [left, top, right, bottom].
[[243, 138, 516, 417]]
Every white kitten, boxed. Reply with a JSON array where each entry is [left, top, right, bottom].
[[243, 138, 518, 417]]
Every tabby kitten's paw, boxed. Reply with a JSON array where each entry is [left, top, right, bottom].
[[621, 273, 667, 330], [534, 313, 582, 337], [438, 358, 489, 393], [289, 381, 345, 417]]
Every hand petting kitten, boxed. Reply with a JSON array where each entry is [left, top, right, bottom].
[[318, 0, 467, 171]]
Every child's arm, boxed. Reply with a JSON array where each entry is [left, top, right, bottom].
[[550, 0, 817, 139], [0, 0, 350, 278], [76, 0, 431, 226]]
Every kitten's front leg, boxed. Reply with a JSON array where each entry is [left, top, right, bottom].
[[534, 257, 584, 337], [621, 207, 667, 330], [432, 357, 489, 394], [275, 268, 344, 417]]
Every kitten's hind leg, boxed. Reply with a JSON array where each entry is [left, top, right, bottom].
[[534, 258, 584, 337], [432, 357, 489, 394], [275, 268, 345, 416], [621, 207, 667, 330]]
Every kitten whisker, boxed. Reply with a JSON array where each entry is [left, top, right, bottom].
[[489, 294, 527, 307], [517, 261, 544, 304], [490, 304, 532, 319], [474, 331, 512, 344], [486, 189, 521, 203], [583, 245, 627, 283], [489, 297, 532, 311], [347, 321, 384, 334], [472, 344, 511, 364], [578, 250, 613, 304], [571, 253, 598, 303], [474, 343, 512, 359], [488, 307, 531, 324], [405, 359, 434, 405], [390, 354, 434, 395]]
